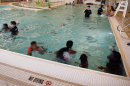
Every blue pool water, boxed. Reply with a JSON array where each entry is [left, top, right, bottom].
[[0, 5, 126, 76]]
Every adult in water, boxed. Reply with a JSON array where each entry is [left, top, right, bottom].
[[55, 40, 76, 64], [28, 41, 47, 56], [83, 6, 92, 17], [97, 5, 103, 15], [98, 51, 123, 75]]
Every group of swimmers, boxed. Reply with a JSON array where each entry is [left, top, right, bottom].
[[66, 1, 75, 5], [0, 5, 121, 75], [83, 5, 116, 17], [27, 40, 88, 68], [28, 40, 123, 75], [0, 21, 19, 37]]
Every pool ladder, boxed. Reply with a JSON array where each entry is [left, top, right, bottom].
[[117, 17, 130, 46], [114, 0, 128, 17]]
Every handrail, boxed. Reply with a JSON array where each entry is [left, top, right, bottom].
[[120, 24, 130, 40], [117, 17, 130, 31]]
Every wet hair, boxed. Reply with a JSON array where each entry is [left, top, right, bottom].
[[112, 51, 121, 61], [80, 54, 88, 64], [11, 21, 16, 25], [111, 6, 115, 11], [31, 41, 37, 46], [3, 23, 8, 29], [56, 47, 69, 59], [88, 6, 90, 8], [66, 40, 73, 48], [101, 5, 103, 8]]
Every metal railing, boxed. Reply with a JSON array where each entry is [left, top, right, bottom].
[[117, 17, 130, 31], [120, 24, 130, 40], [117, 17, 130, 45]]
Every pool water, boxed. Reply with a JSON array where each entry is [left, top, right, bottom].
[[0, 5, 126, 76]]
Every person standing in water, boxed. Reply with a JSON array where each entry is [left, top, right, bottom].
[[10, 21, 19, 36], [97, 5, 103, 15], [83, 6, 92, 17], [72, 1, 75, 6], [55, 40, 76, 64]]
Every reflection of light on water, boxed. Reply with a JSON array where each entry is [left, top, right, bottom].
[[101, 15, 104, 17], [109, 33, 112, 35]]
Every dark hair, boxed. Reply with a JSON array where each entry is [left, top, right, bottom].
[[11, 21, 16, 25], [112, 51, 121, 61], [111, 6, 115, 11], [56, 47, 69, 59], [80, 54, 88, 64], [66, 40, 73, 48], [88, 6, 90, 8], [101, 5, 103, 8], [73, 1, 74, 2], [3, 23, 8, 28], [31, 41, 37, 46]]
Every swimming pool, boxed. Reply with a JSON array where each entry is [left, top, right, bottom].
[[0, 5, 126, 76]]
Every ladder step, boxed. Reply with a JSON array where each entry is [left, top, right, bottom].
[[118, 9, 125, 11], [121, 1, 127, 3], [120, 5, 126, 7]]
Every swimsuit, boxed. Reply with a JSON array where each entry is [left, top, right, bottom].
[[28, 46, 40, 52], [79, 62, 88, 68]]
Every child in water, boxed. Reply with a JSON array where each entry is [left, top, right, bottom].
[[10, 21, 19, 36], [0, 24, 10, 33], [0, 22, 19, 33], [79, 54, 88, 68], [72, 1, 75, 6], [28, 41, 47, 56]]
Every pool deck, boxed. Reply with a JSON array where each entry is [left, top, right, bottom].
[[0, 4, 130, 86], [115, 11, 130, 38]]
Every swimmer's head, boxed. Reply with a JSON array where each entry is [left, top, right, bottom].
[[87, 6, 90, 10], [101, 5, 103, 8], [11, 21, 16, 28], [3, 23, 8, 29], [31, 41, 37, 50], [80, 54, 88, 63], [66, 40, 73, 48], [107, 51, 121, 61]]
